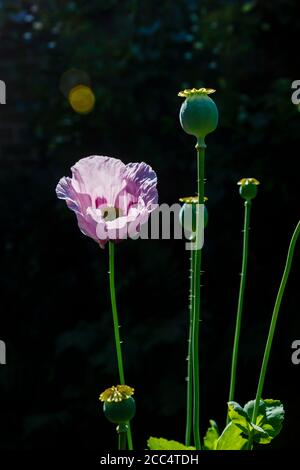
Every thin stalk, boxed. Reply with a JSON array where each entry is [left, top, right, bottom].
[[118, 432, 127, 450], [185, 249, 195, 446], [248, 221, 300, 448], [108, 242, 133, 450], [227, 200, 251, 421], [192, 137, 205, 450]]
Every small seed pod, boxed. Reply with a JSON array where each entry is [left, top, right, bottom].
[[238, 178, 260, 201], [103, 397, 136, 424], [178, 88, 218, 139], [179, 197, 208, 237], [99, 385, 136, 424]]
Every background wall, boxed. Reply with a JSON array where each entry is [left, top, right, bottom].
[[0, 0, 299, 450]]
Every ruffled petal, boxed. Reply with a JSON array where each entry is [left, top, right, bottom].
[[56, 176, 81, 214], [123, 162, 158, 209], [56, 174, 93, 216]]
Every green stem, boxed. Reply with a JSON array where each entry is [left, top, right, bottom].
[[192, 137, 205, 450], [108, 242, 133, 450], [227, 201, 251, 421], [249, 220, 300, 448], [118, 432, 127, 450], [185, 249, 195, 447]]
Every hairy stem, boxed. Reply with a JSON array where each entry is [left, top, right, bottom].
[[108, 242, 133, 450], [192, 137, 205, 450], [185, 249, 195, 446], [228, 201, 251, 421]]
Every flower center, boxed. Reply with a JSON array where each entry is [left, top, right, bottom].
[[101, 206, 123, 221]]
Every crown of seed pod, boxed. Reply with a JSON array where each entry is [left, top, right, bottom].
[[178, 88, 218, 140], [179, 196, 208, 237], [99, 385, 136, 424], [238, 178, 260, 201]]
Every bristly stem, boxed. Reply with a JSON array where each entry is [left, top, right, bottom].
[[108, 241, 133, 450], [192, 137, 205, 450], [248, 220, 300, 448], [228, 200, 251, 421], [185, 249, 195, 446]]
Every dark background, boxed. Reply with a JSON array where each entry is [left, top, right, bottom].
[[0, 0, 299, 450]]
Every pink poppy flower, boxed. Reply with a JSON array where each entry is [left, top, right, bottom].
[[56, 155, 158, 248]]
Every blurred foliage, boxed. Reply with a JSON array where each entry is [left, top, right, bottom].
[[0, 0, 299, 449]]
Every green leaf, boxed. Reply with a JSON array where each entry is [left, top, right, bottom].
[[147, 437, 195, 451], [244, 399, 285, 444], [203, 420, 219, 450], [227, 401, 251, 434], [251, 423, 269, 442], [216, 422, 248, 450], [244, 399, 266, 427]]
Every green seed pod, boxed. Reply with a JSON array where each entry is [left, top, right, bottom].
[[99, 385, 136, 424], [179, 197, 208, 236], [103, 396, 136, 424], [178, 88, 218, 139], [238, 178, 260, 201]]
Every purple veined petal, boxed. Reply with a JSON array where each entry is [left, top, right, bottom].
[[56, 176, 81, 214], [71, 155, 127, 207], [136, 194, 158, 215], [56, 176, 92, 216], [123, 162, 158, 209]]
